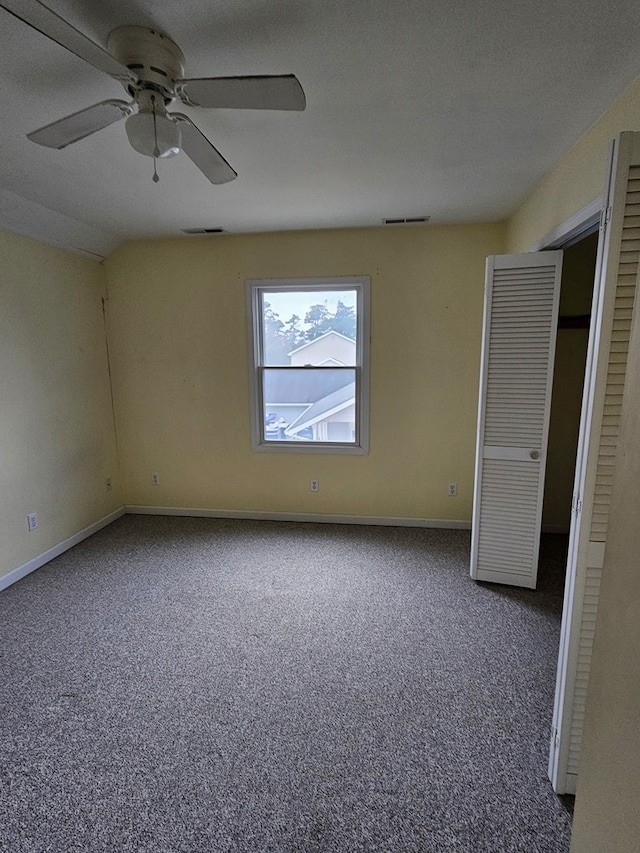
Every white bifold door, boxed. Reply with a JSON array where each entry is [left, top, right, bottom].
[[549, 131, 640, 794], [470, 252, 563, 589]]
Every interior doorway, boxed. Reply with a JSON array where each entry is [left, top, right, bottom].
[[542, 232, 598, 535]]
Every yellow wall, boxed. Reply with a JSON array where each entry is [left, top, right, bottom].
[[105, 223, 504, 521], [507, 74, 640, 253], [0, 231, 122, 582]]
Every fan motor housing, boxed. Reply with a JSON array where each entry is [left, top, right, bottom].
[[107, 26, 185, 100]]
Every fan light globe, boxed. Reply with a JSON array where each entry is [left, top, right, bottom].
[[125, 111, 181, 158]]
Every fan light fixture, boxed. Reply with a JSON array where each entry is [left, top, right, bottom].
[[125, 109, 181, 158]]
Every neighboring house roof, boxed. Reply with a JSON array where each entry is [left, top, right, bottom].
[[287, 330, 356, 357], [286, 382, 355, 435], [264, 369, 352, 405], [316, 357, 345, 366]]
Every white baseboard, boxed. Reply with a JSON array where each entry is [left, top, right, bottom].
[[1, 505, 470, 593], [125, 505, 472, 530], [558, 772, 578, 796], [0, 507, 125, 592]]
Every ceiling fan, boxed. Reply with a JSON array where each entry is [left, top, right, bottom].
[[0, 0, 306, 184]]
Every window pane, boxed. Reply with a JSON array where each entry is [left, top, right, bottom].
[[262, 367, 356, 443], [247, 275, 369, 454], [261, 289, 358, 366]]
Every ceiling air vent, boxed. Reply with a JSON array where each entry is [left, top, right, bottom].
[[181, 227, 225, 234], [383, 216, 431, 225]]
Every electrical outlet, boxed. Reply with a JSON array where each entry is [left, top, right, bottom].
[[105, 477, 112, 492], [151, 473, 160, 485], [448, 482, 458, 497], [27, 512, 38, 531], [310, 479, 320, 493]]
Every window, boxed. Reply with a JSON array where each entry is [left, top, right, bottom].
[[247, 276, 370, 453]]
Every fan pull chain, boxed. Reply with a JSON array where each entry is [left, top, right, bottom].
[[152, 96, 160, 183]]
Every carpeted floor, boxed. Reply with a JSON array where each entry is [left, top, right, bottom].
[[0, 516, 574, 852]]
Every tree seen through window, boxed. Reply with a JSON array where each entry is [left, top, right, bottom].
[[262, 295, 356, 365]]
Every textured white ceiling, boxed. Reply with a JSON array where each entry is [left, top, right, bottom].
[[1, 0, 639, 257]]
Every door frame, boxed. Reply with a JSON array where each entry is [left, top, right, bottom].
[[537, 134, 640, 794], [539, 201, 605, 794], [531, 196, 603, 253]]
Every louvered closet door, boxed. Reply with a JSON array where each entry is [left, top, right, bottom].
[[549, 131, 640, 795], [470, 252, 563, 589]]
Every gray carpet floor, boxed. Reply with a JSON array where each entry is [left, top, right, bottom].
[[0, 516, 574, 852]]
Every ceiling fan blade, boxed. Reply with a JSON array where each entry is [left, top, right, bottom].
[[172, 114, 237, 184], [0, 0, 136, 83], [28, 100, 134, 149], [176, 74, 306, 111]]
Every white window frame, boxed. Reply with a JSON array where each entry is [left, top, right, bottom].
[[246, 276, 370, 454]]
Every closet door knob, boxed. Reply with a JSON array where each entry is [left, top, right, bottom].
[[530, 450, 540, 460]]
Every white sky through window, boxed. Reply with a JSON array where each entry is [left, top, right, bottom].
[[263, 290, 357, 326]]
